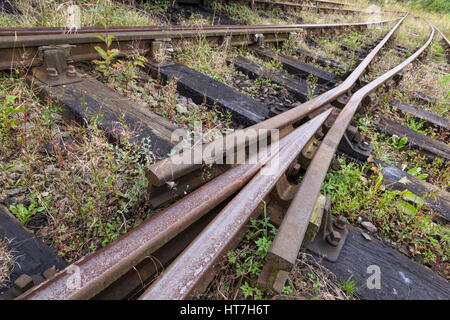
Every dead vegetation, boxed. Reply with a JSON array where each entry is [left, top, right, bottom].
[[0, 71, 154, 263], [0, 238, 16, 289]]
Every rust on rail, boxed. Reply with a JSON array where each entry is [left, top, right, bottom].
[[264, 21, 435, 289], [18, 116, 296, 300], [145, 16, 405, 187], [138, 109, 332, 300]]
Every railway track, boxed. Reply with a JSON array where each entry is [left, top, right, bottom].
[[0, 1, 448, 301]]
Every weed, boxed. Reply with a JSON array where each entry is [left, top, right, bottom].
[[9, 195, 44, 224], [390, 135, 408, 150], [341, 276, 358, 295], [224, 202, 276, 299], [406, 115, 428, 134], [0, 93, 23, 144], [93, 34, 147, 89], [0, 238, 16, 288], [306, 74, 319, 100], [322, 157, 449, 268]]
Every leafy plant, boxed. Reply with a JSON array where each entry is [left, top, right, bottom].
[[406, 115, 428, 134], [306, 74, 318, 100], [93, 34, 120, 78], [226, 202, 277, 299], [405, 166, 428, 180], [240, 281, 262, 299], [9, 196, 44, 224], [391, 135, 408, 150], [341, 276, 358, 295], [0, 94, 22, 138]]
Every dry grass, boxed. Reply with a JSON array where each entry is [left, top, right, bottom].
[[173, 36, 237, 86], [0, 0, 164, 28], [362, 16, 431, 83], [199, 250, 353, 300], [0, 238, 17, 289], [398, 63, 449, 117], [0, 71, 153, 263]]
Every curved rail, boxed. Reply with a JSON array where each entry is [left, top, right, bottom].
[[141, 18, 436, 300], [146, 15, 406, 186], [138, 110, 332, 300], [264, 22, 435, 289], [17, 108, 329, 300]]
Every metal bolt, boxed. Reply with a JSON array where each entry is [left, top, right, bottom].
[[360, 140, 370, 151], [46, 67, 58, 79], [66, 65, 76, 77], [333, 216, 347, 230], [326, 231, 341, 247]]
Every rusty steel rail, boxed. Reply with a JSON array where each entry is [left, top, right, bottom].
[[16, 115, 303, 300], [0, 19, 399, 42], [138, 109, 332, 300], [146, 15, 405, 187], [0, 21, 389, 36], [434, 25, 449, 47], [264, 22, 435, 289], [297, 0, 347, 8], [243, 0, 365, 15], [0, 18, 399, 70]]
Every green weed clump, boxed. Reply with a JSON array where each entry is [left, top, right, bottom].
[[322, 157, 449, 266]]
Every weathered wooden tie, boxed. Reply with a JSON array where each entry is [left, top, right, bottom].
[[233, 55, 315, 102], [0, 205, 67, 298], [390, 100, 449, 131], [377, 163, 450, 222], [254, 48, 337, 85], [376, 117, 450, 160], [28, 76, 177, 159], [148, 62, 268, 126], [318, 224, 450, 300]]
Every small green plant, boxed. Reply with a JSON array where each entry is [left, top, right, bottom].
[[343, 31, 362, 49], [93, 34, 120, 78], [306, 74, 318, 100], [226, 202, 277, 299], [282, 284, 293, 294], [406, 115, 428, 134], [0, 94, 22, 139], [341, 276, 358, 295], [254, 76, 270, 88], [263, 59, 282, 72], [240, 281, 262, 299], [9, 196, 44, 224], [93, 33, 147, 89], [403, 166, 428, 180], [357, 115, 373, 134], [391, 135, 408, 150]]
